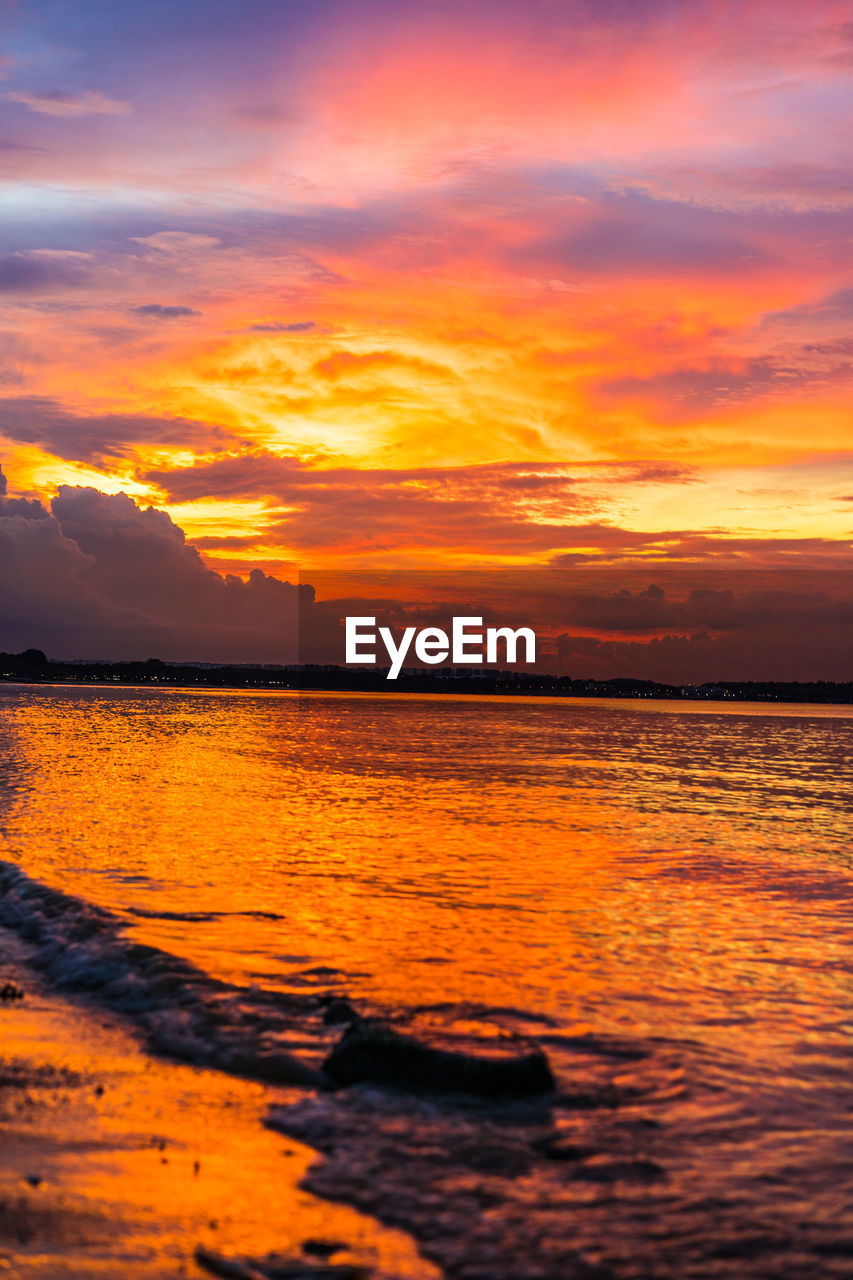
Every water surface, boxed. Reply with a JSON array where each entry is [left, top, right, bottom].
[[0, 684, 850, 1278]]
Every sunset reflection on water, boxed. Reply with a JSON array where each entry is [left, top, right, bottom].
[[1, 685, 850, 1058], [1, 684, 851, 1278]]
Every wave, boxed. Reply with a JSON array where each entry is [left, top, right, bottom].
[[0, 859, 556, 1100], [126, 905, 288, 923], [0, 858, 328, 1086]]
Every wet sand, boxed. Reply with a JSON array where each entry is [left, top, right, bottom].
[[0, 925, 437, 1280]]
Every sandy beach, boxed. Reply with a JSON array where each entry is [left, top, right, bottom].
[[0, 923, 436, 1280]]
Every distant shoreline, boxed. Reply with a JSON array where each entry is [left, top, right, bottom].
[[2, 651, 852, 704]]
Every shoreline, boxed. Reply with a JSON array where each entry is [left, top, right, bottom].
[[0, 924, 436, 1280], [4, 678, 853, 714], [3, 657, 853, 707]]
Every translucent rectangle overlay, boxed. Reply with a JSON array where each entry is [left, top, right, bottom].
[[295, 568, 853, 687]]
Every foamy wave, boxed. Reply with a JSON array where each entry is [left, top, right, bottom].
[[0, 859, 327, 1085]]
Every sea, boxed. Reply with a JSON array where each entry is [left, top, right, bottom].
[[0, 683, 851, 1279]]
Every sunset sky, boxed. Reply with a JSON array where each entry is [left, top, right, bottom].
[[1, 0, 852, 659]]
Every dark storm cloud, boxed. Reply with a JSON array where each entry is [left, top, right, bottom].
[[0, 462, 306, 662]]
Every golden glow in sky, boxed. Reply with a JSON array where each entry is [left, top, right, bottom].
[[1, 0, 852, 577]]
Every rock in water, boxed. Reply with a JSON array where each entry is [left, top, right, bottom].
[[323, 1020, 554, 1097]]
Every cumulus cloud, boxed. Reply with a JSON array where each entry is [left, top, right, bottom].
[[131, 304, 201, 319], [0, 465, 48, 520], [0, 470, 116, 651], [0, 463, 305, 662], [3, 88, 131, 117], [2, 463, 851, 676]]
